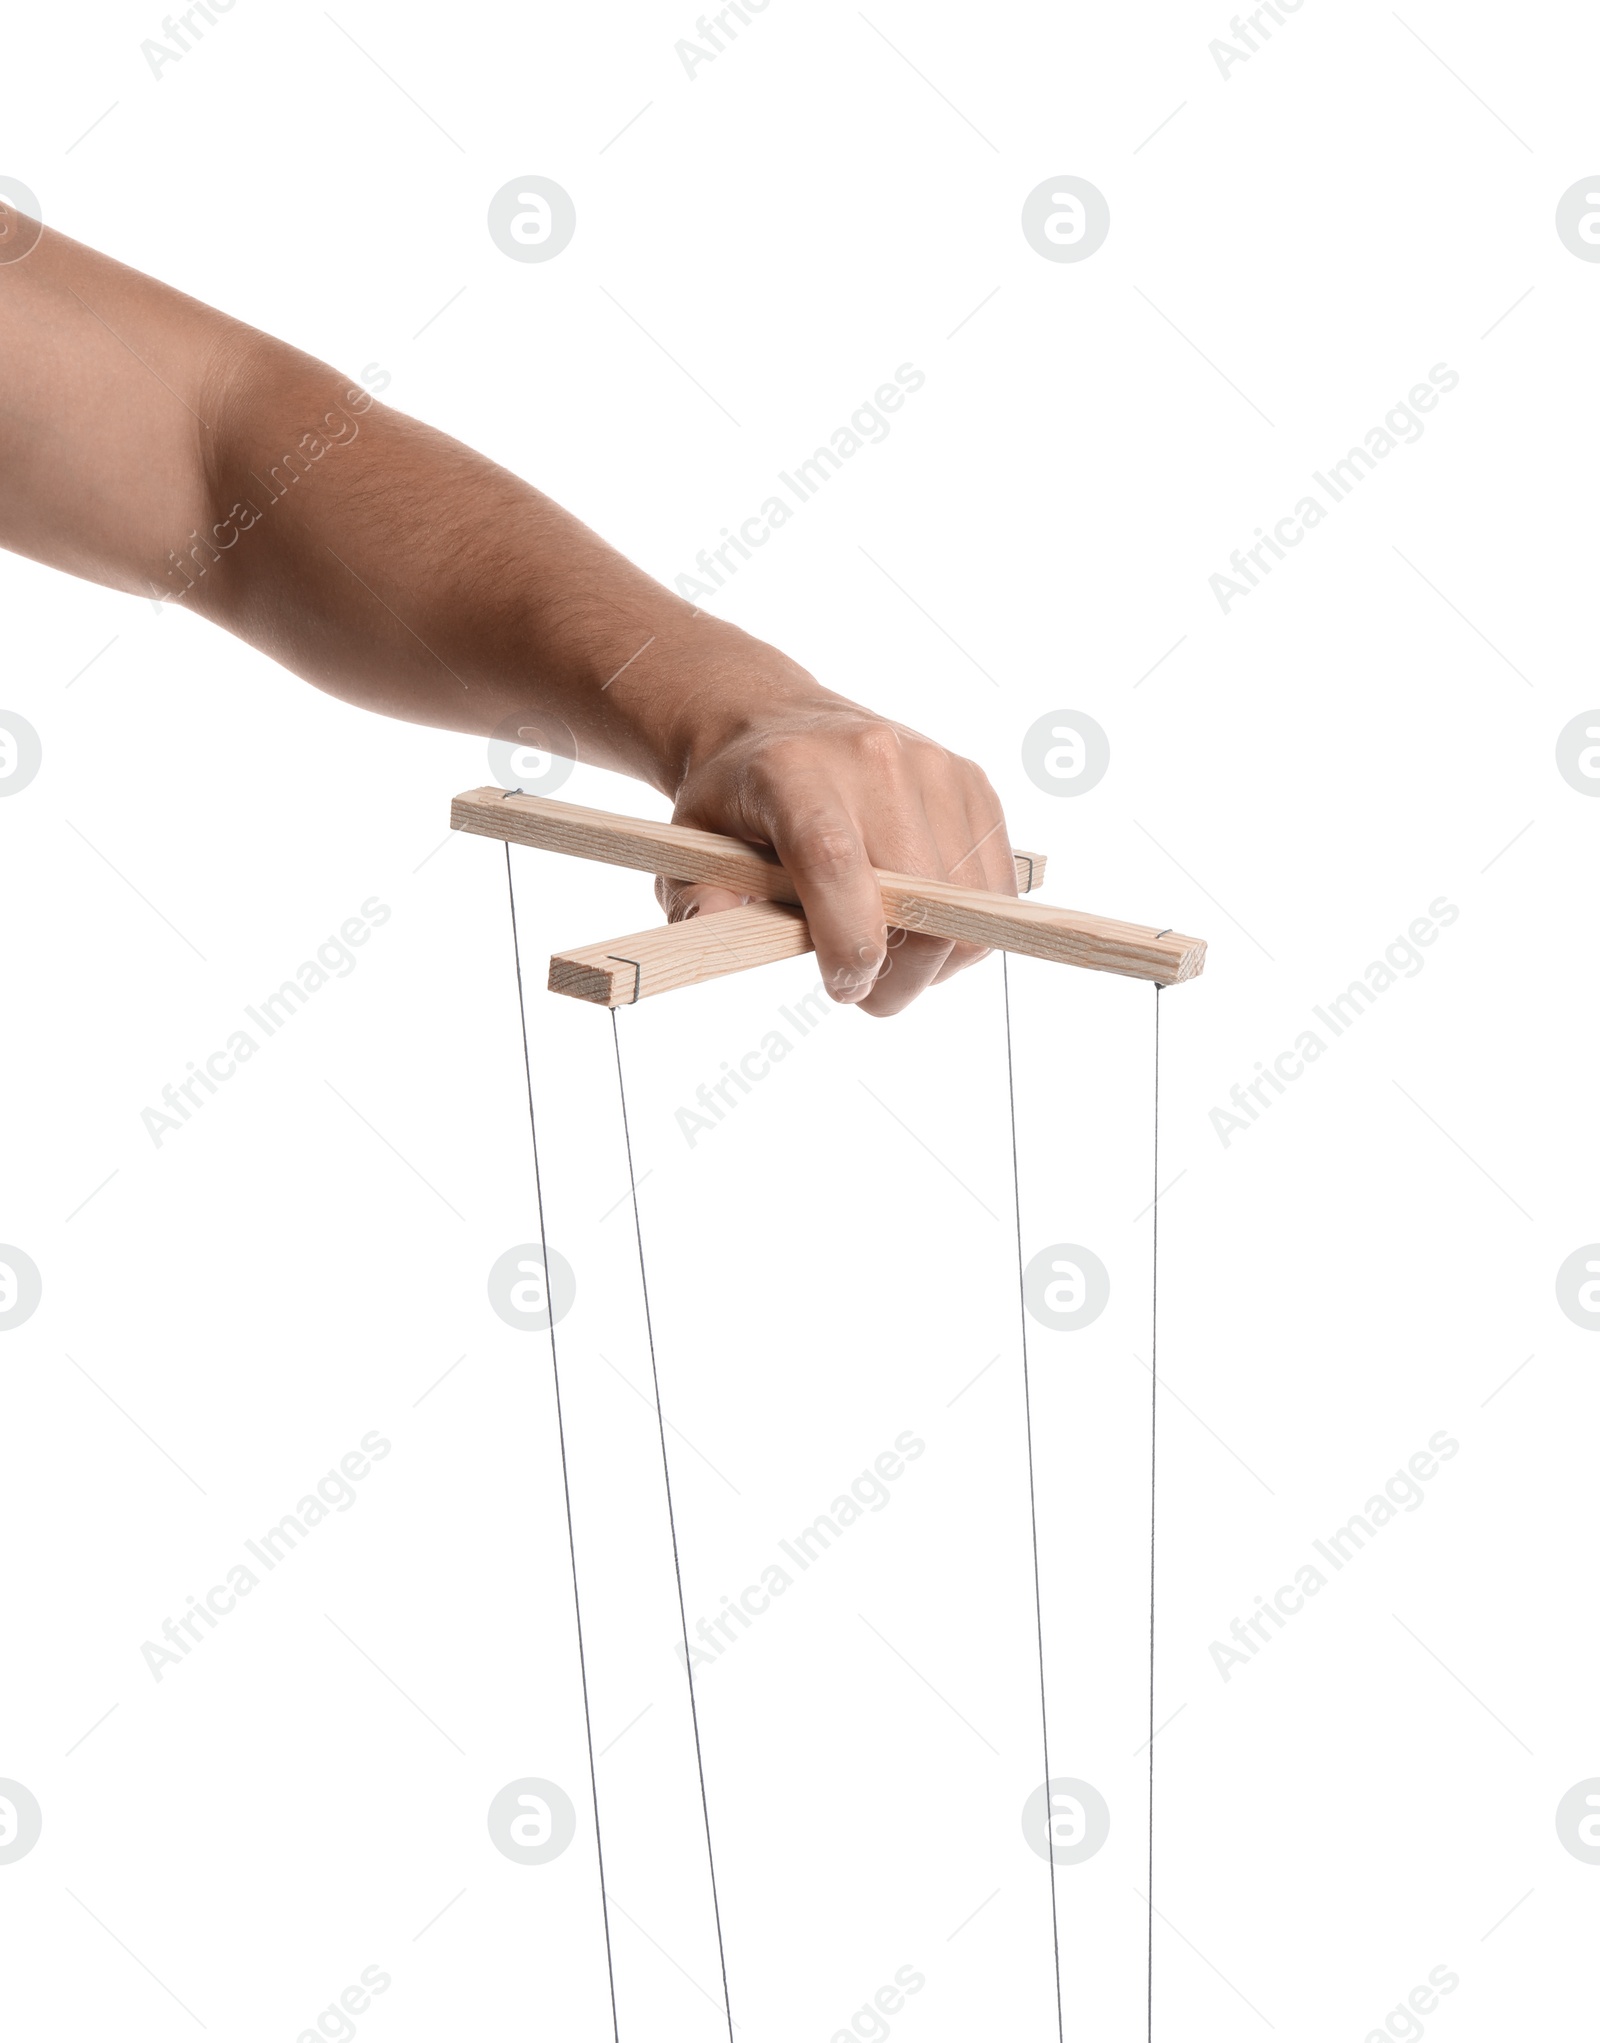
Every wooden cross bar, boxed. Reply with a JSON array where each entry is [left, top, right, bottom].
[[451, 786, 1207, 1006]]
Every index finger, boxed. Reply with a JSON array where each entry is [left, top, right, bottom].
[[761, 785, 888, 1004]]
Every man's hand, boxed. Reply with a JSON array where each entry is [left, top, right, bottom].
[[654, 649, 1014, 1017]]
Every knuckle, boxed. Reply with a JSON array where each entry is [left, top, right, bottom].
[[851, 720, 905, 767], [789, 822, 866, 884]]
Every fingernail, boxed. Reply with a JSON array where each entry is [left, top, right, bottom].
[[829, 960, 882, 1001]]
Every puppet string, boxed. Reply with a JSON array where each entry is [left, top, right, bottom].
[[1000, 952, 1066, 2043], [505, 844, 622, 2043], [610, 1006, 736, 2043]]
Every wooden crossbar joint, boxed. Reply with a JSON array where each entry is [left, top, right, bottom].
[[451, 786, 1207, 1002], [549, 859, 1041, 1007]]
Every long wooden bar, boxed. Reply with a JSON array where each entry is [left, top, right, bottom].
[[451, 786, 1206, 995]]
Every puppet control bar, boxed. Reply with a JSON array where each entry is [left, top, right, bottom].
[[451, 786, 1207, 1006]]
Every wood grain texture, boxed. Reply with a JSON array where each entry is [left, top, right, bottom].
[[456, 787, 1046, 893], [548, 850, 1047, 1007], [550, 901, 812, 1006], [454, 786, 1204, 988]]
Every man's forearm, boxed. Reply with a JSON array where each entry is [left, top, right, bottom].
[[0, 214, 820, 797], [192, 329, 809, 792]]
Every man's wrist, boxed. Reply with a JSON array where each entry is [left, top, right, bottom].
[[591, 610, 829, 798]]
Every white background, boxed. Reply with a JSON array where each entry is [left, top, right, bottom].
[[2, 1, 1598, 2037]]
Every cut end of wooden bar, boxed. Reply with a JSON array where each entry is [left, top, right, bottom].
[[547, 954, 630, 1004], [1172, 936, 1206, 984]]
